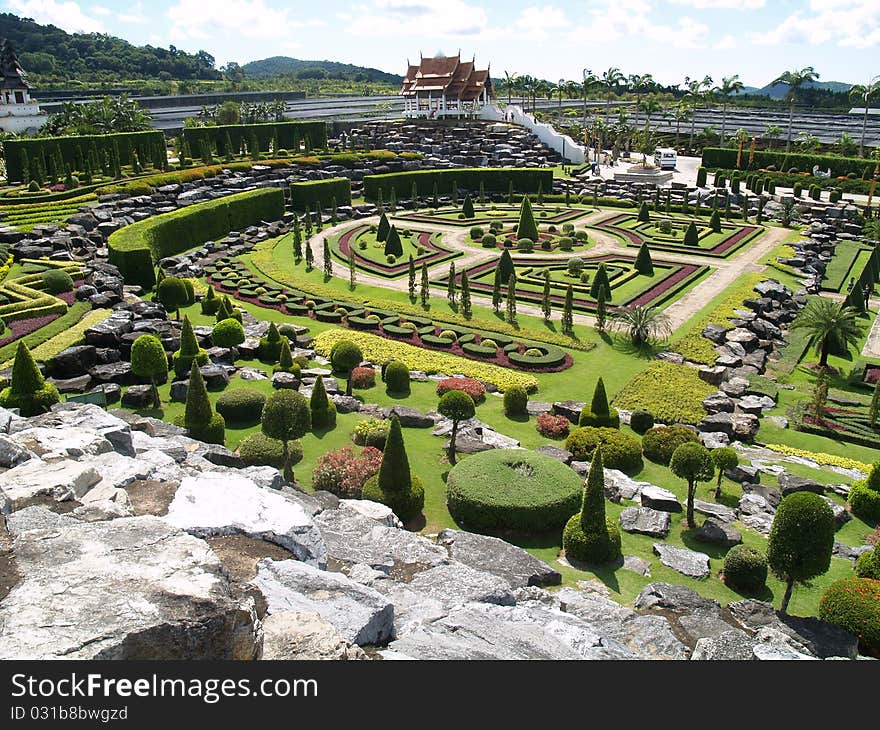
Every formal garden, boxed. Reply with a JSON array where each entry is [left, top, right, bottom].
[[1, 127, 879, 656]]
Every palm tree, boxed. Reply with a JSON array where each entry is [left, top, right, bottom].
[[716, 75, 744, 142], [772, 66, 820, 153], [790, 297, 864, 368], [611, 305, 672, 346], [683, 75, 713, 150], [764, 124, 783, 151], [602, 67, 625, 123], [671, 100, 692, 148], [503, 70, 518, 105], [849, 76, 880, 157], [637, 96, 663, 134], [582, 68, 598, 133]]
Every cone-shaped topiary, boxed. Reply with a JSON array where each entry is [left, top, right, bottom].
[[377, 211, 390, 242], [362, 415, 425, 522], [495, 248, 515, 291], [262, 389, 311, 482], [462, 193, 475, 219], [215, 295, 242, 323], [0, 341, 59, 416], [276, 337, 300, 375], [309, 374, 337, 429], [516, 195, 539, 242], [684, 221, 699, 246], [710, 209, 722, 233], [579, 377, 620, 428], [590, 263, 611, 301], [384, 225, 404, 258], [182, 361, 225, 445], [634, 242, 654, 276], [201, 284, 220, 315], [130, 334, 167, 409], [638, 201, 650, 222], [173, 315, 208, 378], [563, 449, 621, 563], [259, 322, 283, 362]]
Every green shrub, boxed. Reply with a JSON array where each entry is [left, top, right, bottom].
[[309, 374, 337, 429], [384, 360, 410, 393], [723, 545, 768, 592], [201, 285, 220, 315], [261, 389, 311, 481], [238, 433, 301, 470], [172, 316, 208, 378], [481, 233, 497, 248], [182, 120, 327, 162], [212, 317, 245, 349], [642, 425, 700, 466], [352, 418, 390, 449], [289, 178, 352, 212], [446, 449, 582, 531], [156, 276, 189, 317], [629, 409, 655, 434], [503, 386, 528, 417], [215, 388, 266, 424], [565, 427, 643, 473], [361, 416, 424, 521], [259, 322, 284, 362], [470, 226, 484, 240], [855, 549, 880, 580], [819, 578, 880, 655], [363, 168, 552, 200], [40, 269, 74, 294], [0, 341, 60, 416], [849, 476, 880, 523], [563, 514, 621, 565], [130, 334, 167, 408]]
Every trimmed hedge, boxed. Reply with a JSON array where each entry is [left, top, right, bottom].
[[238, 433, 302, 469], [565, 427, 643, 473], [642, 425, 701, 466], [4, 130, 165, 183], [848, 479, 880, 523], [215, 388, 266, 424], [363, 168, 553, 201], [446, 449, 583, 531], [290, 178, 352, 212], [701, 147, 878, 179], [723, 545, 768, 592], [819, 578, 880, 655], [182, 121, 327, 156], [108, 188, 284, 287]]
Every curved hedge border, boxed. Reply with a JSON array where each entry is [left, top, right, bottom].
[[363, 168, 553, 201], [108, 187, 285, 288]]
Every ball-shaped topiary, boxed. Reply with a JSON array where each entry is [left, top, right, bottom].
[[446, 449, 583, 531], [723, 545, 769, 592], [848, 477, 880, 524], [41, 268, 74, 294], [629, 409, 655, 434], [855, 548, 880, 580], [384, 360, 410, 394], [215, 388, 266, 425], [330, 339, 363, 396], [238, 433, 301, 470], [130, 334, 167, 409], [503, 386, 528, 417], [0, 341, 60, 416], [565, 427, 643, 473], [157, 276, 189, 317], [262, 389, 311, 482], [212, 318, 245, 349], [642, 425, 700, 466], [439, 330, 457, 341], [819, 578, 880, 655]]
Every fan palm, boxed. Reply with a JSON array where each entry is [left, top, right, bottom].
[[772, 66, 820, 153], [716, 74, 744, 142], [611, 305, 671, 346], [602, 67, 625, 122], [503, 70, 518, 105], [849, 76, 880, 157], [790, 297, 864, 367]]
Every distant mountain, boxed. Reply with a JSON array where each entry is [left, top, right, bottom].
[[242, 57, 401, 84], [742, 80, 853, 99]]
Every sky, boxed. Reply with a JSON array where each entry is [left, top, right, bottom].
[[4, 0, 879, 87]]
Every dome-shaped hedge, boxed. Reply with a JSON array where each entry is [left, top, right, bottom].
[[384, 361, 410, 393], [565, 427, 643, 473], [722, 545, 768, 592], [819, 578, 880, 656], [215, 388, 266, 425], [446, 449, 582, 531], [642, 425, 700, 466], [238, 433, 302, 469]]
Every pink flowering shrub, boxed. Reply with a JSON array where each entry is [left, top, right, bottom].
[[436, 377, 486, 403], [351, 366, 376, 390], [536, 413, 570, 439], [311, 446, 382, 498]]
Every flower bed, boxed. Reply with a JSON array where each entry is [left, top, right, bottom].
[[762, 444, 870, 474], [613, 361, 715, 425], [332, 225, 460, 278]]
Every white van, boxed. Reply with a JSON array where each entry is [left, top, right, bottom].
[[654, 148, 677, 170]]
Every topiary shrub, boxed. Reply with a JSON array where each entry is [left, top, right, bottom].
[[642, 425, 700, 466], [723, 545, 768, 592], [181, 361, 225, 445], [330, 339, 363, 396], [157, 276, 189, 318], [439, 330, 457, 342], [629, 409, 655, 434], [849, 470, 880, 523], [361, 415, 425, 522], [436, 377, 485, 403], [470, 226, 484, 240], [261, 389, 310, 482], [819, 578, 880, 656], [172, 316, 208, 378], [130, 334, 168, 409], [312, 445, 383, 498], [503, 385, 528, 417], [481, 233, 497, 248], [0, 341, 60, 416], [446, 449, 582, 531], [238, 433, 301, 470], [201, 285, 220, 315], [259, 322, 284, 362], [212, 317, 245, 349], [855, 548, 880, 580], [563, 449, 621, 564], [309, 374, 337, 429], [565, 427, 643, 473], [578, 377, 619, 428], [275, 338, 301, 376], [384, 360, 410, 394], [41, 268, 74, 294], [536, 413, 570, 439], [215, 388, 266, 425], [352, 417, 391, 449]]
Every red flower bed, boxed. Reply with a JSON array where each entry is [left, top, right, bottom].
[[351, 366, 376, 390], [536, 413, 570, 439], [436, 377, 486, 403], [311, 446, 383, 498]]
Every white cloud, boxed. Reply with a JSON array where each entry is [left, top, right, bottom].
[[750, 0, 880, 49], [7, 0, 104, 33], [167, 0, 323, 42], [345, 0, 490, 38], [670, 0, 764, 9], [117, 2, 145, 23], [516, 5, 567, 31], [91, 4, 111, 15]]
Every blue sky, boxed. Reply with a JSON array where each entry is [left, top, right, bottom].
[[5, 0, 879, 86]]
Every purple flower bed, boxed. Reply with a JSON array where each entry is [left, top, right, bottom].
[[0, 285, 81, 349]]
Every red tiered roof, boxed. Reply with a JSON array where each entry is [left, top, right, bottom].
[[401, 54, 493, 101]]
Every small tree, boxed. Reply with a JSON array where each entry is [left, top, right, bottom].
[[563, 448, 621, 563], [420, 262, 429, 308], [670, 442, 715, 527], [384, 225, 403, 258], [292, 219, 303, 262], [562, 284, 574, 336], [277, 337, 296, 374], [408, 255, 416, 300], [492, 274, 502, 314], [0, 341, 60, 416], [595, 293, 607, 333], [542, 270, 552, 322], [638, 201, 650, 222], [330, 340, 363, 396], [131, 334, 167, 409], [305, 237, 314, 271], [157, 277, 189, 319], [462, 193, 475, 219], [447, 262, 457, 306], [768, 492, 835, 614], [590, 263, 611, 301], [516, 195, 539, 242], [182, 361, 224, 445], [710, 446, 739, 501], [591, 378, 610, 420], [710, 209, 722, 233], [438, 390, 475, 465], [634, 242, 654, 276], [362, 415, 424, 521], [460, 270, 472, 319], [811, 369, 830, 421], [262, 390, 311, 482], [173, 315, 207, 378], [309, 374, 336, 429], [684, 221, 699, 246], [322, 238, 332, 278], [506, 273, 517, 323], [348, 246, 357, 289]]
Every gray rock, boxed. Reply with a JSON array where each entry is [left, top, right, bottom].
[[741, 512, 774, 535], [703, 391, 735, 413], [639, 485, 683, 512], [254, 559, 394, 646], [437, 529, 561, 588], [619, 507, 671, 537], [387, 405, 434, 428], [691, 631, 756, 660], [121, 384, 155, 409], [9, 404, 134, 456], [0, 459, 101, 513], [742, 482, 782, 507], [694, 518, 742, 547], [404, 562, 517, 607], [330, 395, 361, 413], [623, 555, 652, 577], [552, 400, 586, 423], [719, 377, 751, 397], [271, 372, 300, 390], [634, 582, 721, 614], [693, 499, 737, 523], [0, 434, 34, 468], [738, 492, 775, 516], [652, 543, 711, 579], [260, 611, 366, 660], [535, 445, 573, 464], [0, 508, 260, 659], [778, 473, 824, 496]]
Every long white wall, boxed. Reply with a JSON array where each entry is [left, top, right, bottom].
[[480, 103, 587, 165]]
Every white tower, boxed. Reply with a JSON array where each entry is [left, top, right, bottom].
[[0, 40, 47, 134]]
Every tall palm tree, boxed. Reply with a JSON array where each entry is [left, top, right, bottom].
[[611, 305, 672, 346], [503, 70, 518, 105], [637, 96, 663, 134], [602, 67, 625, 123], [671, 100, 692, 148], [849, 76, 880, 157], [790, 297, 864, 368], [772, 66, 820, 153], [683, 75, 713, 150], [716, 75, 744, 142], [582, 68, 598, 133]]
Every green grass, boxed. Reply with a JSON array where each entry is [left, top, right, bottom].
[[821, 240, 871, 293]]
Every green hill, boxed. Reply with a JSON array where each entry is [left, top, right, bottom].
[[243, 56, 401, 84]]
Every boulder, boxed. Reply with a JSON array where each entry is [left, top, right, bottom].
[[694, 517, 742, 547], [552, 400, 586, 423], [0, 507, 260, 660], [742, 482, 782, 507], [272, 372, 301, 390], [121, 384, 155, 409], [12, 404, 134, 456], [634, 582, 721, 614], [535, 445, 573, 464], [253, 559, 394, 646], [402, 562, 516, 608], [652, 543, 711, 579], [691, 630, 757, 660], [639, 485, 683, 512], [0, 459, 101, 513], [387, 405, 434, 428], [199, 364, 231, 390], [738, 492, 774, 516], [0, 434, 34, 468], [703, 391, 735, 413], [260, 612, 366, 660], [778, 473, 824, 496], [619, 507, 671, 537], [437, 529, 561, 588], [330, 395, 361, 414]]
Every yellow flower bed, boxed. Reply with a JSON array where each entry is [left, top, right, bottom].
[[671, 273, 766, 365], [612, 361, 715, 425], [763, 444, 870, 474], [312, 329, 539, 393]]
